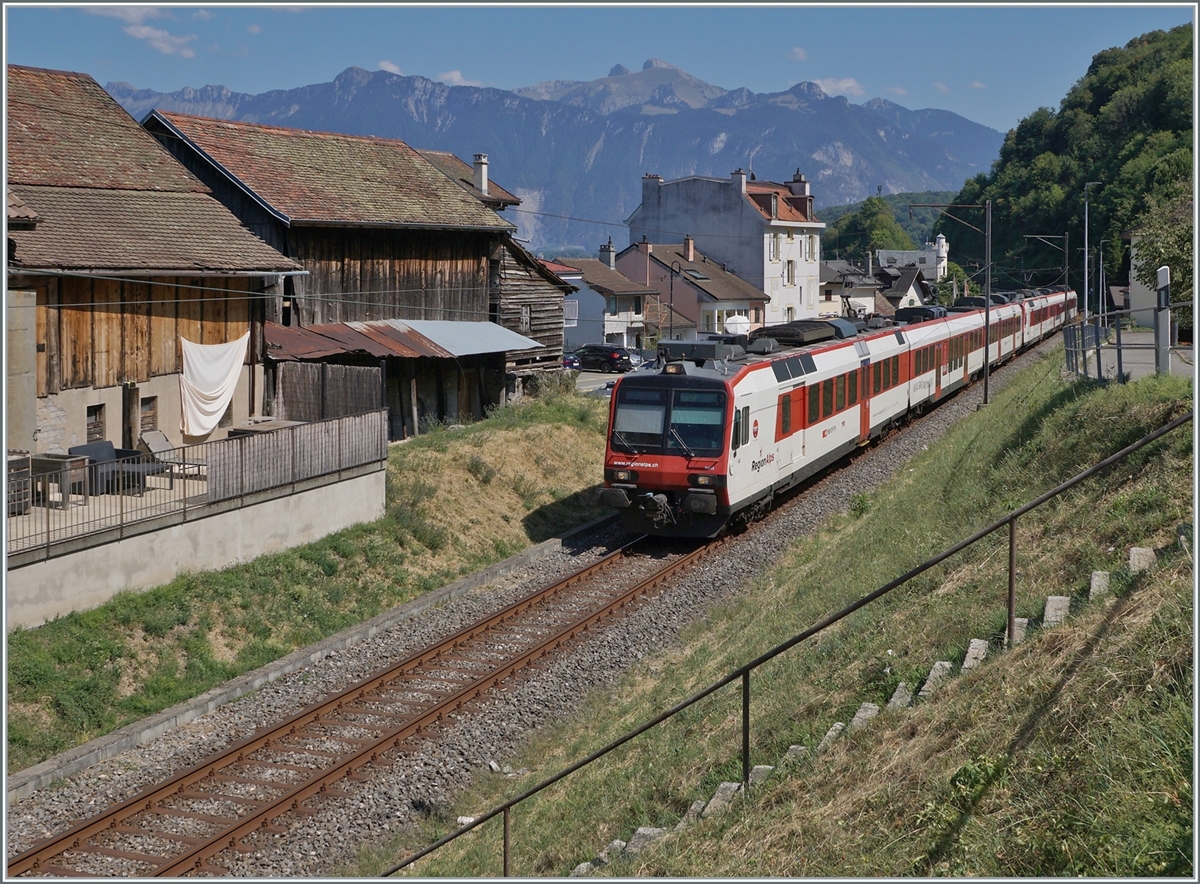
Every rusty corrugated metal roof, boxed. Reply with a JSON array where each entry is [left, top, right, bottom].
[[265, 319, 540, 361]]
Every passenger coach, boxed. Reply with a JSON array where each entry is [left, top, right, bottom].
[[601, 288, 1077, 537]]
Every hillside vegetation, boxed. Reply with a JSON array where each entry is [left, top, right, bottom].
[[942, 24, 1192, 307], [6, 391, 612, 772], [366, 352, 1192, 877]]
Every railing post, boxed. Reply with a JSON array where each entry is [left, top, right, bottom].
[[1007, 517, 1017, 650], [742, 670, 751, 788], [1093, 315, 1103, 380], [1114, 313, 1125, 383], [44, 475, 51, 553], [502, 806, 510, 878]]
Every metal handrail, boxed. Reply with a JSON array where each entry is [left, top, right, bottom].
[[385, 410, 1193, 877]]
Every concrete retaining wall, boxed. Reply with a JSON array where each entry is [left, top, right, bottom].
[[6, 467, 386, 629]]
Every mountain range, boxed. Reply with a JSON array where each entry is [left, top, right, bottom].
[[107, 59, 1004, 255]]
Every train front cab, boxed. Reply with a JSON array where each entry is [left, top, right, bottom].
[[601, 363, 735, 538]]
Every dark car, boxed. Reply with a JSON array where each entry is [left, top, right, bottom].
[[562, 352, 582, 370], [574, 344, 633, 372]]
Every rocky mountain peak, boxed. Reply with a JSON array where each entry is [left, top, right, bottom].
[[608, 64, 632, 77], [642, 58, 678, 71]]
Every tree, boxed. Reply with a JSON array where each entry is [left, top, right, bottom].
[[827, 196, 916, 263], [1131, 183, 1192, 331]]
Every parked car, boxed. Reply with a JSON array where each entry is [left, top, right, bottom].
[[562, 352, 582, 370], [573, 344, 633, 373]]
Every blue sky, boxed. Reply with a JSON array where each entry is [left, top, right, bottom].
[[3, 4, 1194, 133]]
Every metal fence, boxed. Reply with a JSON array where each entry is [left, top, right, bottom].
[[384, 411, 1193, 877], [1064, 305, 1187, 382], [7, 409, 388, 557]]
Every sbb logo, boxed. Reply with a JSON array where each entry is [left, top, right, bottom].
[[752, 419, 759, 438]]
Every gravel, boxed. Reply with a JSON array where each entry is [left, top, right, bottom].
[[6, 343, 1058, 877]]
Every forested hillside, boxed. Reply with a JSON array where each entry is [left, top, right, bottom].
[[938, 25, 1192, 311], [819, 191, 957, 260]]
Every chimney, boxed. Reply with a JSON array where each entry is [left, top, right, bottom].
[[731, 168, 747, 194], [600, 237, 616, 269], [642, 172, 663, 203], [473, 153, 489, 196], [684, 234, 694, 262], [788, 169, 810, 197]]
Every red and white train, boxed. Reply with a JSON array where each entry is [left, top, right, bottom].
[[600, 288, 1077, 537]]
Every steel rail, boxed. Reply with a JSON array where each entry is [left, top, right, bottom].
[[8, 534, 722, 877]]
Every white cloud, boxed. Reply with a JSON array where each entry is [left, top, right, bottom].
[[970, 80, 986, 89], [247, 23, 262, 35], [790, 47, 807, 61], [88, 6, 171, 25], [123, 24, 197, 57], [191, 9, 214, 21], [933, 81, 951, 94], [378, 60, 403, 75], [438, 70, 482, 87], [814, 77, 864, 97], [886, 85, 908, 96]]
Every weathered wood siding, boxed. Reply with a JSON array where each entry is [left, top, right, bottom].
[[287, 227, 492, 325], [26, 275, 256, 394], [274, 362, 382, 422], [493, 245, 565, 368]]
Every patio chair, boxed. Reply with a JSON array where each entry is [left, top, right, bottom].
[[139, 430, 206, 480], [67, 440, 170, 496]]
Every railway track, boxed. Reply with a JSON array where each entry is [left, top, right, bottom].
[[7, 534, 724, 878]]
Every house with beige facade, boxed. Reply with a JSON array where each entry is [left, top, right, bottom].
[[625, 169, 825, 323]]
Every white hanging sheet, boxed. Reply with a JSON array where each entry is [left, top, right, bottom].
[[179, 332, 250, 436]]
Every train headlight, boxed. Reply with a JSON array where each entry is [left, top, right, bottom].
[[687, 473, 726, 488], [693, 474, 716, 486], [664, 362, 685, 374], [606, 468, 639, 483]]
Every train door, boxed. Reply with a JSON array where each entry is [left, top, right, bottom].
[[858, 363, 870, 442], [935, 342, 944, 398]]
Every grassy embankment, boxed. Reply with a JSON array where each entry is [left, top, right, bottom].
[[357, 349, 1192, 878], [6, 387, 612, 773]]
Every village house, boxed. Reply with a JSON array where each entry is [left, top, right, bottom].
[[615, 237, 765, 338], [875, 233, 950, 282], [874, 263, 935, 311], [625, 169, 825, 323], [6, 65, 304, 455], [6, 65, 395, 628], [819, 259, 885, 318], [140, 113, 571, 433]]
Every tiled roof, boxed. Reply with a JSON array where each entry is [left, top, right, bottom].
[[151, 111, 515, 231], [7, 188, 38, 224], [7, 185, 302, 273], [631, 243, 767, 303], [820, 260, 877, 287], [746, 181, 811, 222], [538, 258, 582, 275], [7, 65, 209, 193], [572, 258, 658, 296], [417, 150, 521, 209]]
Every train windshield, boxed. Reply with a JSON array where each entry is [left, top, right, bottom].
[[612, 387, 727, 457]]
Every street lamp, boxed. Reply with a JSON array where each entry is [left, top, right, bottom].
[[1083, 181, 1101, 319], [669, 260, 681, 341]]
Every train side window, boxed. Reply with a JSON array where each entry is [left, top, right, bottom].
[[873, 361, 882, 394], [822, 379, 833, 417], [807, 385, 818, 425], [892, 355, 900, 383], [740, 406, 750, 445], [732, 409, 741, 451], [781, 393, 791, 435], [847, 371, 858, 405], [835, 374, 845, 411]]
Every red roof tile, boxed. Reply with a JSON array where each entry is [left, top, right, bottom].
[[152, 111, 515, 231]]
